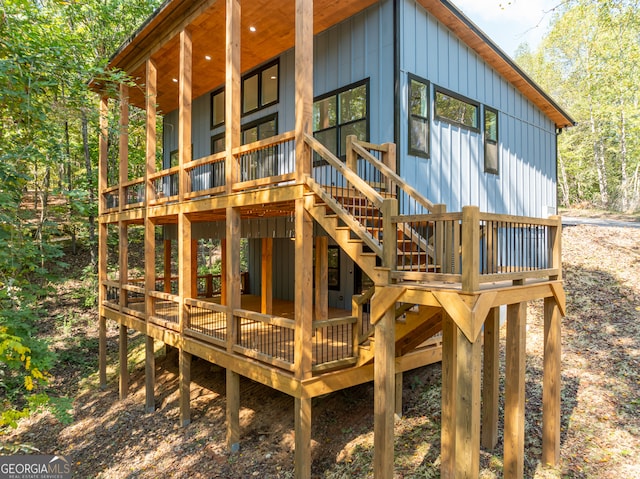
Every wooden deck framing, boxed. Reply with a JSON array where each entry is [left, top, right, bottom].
[[95, 1, 565, 478]]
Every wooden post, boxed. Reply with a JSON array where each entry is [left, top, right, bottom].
[[98, 96, 109, 389], [382, 198, 398, 270], [482, 307, 500, 450], [145, 335, 155, 413], [179, 348, 191, 427], [99, 315, 107, 389], [373, 308, 396, 479], [118, 84, 129, 213], [295, 0, 313, 180], [295, 396, 312, 479], [441, 312, 457, 479], [261, 237, 273, 315], [314, 236, 328, 321], [432, 204, 446, 272], [226, 370, 240, 452], [395, 372, 403, 417], [382, 142, 397, 192], [549, 216, 562, 281], [345, 135, 357, 172], [221, 239, 227, 305], [225, 0, 241, 191], [294, 199, 313, 378], [505, 302, 527, 479], [542, 297, 561, 466], [119, 324, 128, 400], [178, 213, 192, 332], [191, 239, 198, 297], [145, 58, 157, 205], [178, 28, 192, 201], [98, 96, 108, 215], [462, 206, 480, 293]]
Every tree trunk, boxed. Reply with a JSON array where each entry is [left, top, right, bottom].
[[590, 106, 608, 207], [558, 149, 570, 207], [82, 110, 97, 269], [619, 108, 629, 212]]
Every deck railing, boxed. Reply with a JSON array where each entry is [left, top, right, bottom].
[[149, 166, 180, 205], [184, 152, 226, 199], [311, 316, 357, 371], [148, 290, 180, 329], [233, 309, 295, 371], [123, 178, 145, 209], [184, 298, 227, 346], [102, 186, 120, 212]]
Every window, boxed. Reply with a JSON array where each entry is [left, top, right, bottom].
[[242, 60, 279, 115], [434, 87, 479, 131], [210, 89, 224, 128], [328, 246, 340, 291], [408, 75, 430, 158], [484, 107, 499, 174], [211, 133, 224, 154], [313, 79, 369, 162], [241, 114, 277, 144], [240, 114, 278, 179]]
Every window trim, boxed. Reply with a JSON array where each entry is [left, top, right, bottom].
[[483, 106, 499, 175], [407, 73, 430, 159], [241, 113, 279, 144], [241, 59, 280, 116], [433, 86, 480, 133], [312, 78, 370, 162]]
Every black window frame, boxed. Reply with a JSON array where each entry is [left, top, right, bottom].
[[210, 88, 225, 129], [484, 106, 499, 175], [312, 78, 370, 164], [241, 59, 280, 116], [433, 86, 480, 132], [407, 73, 430, 159], [241, 113, 278, 145], [210, 133, 225, 155]]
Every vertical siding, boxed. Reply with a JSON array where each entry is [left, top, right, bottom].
[[399, 0, 557, 217]]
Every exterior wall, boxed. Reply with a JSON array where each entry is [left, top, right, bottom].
[[398, 0, 558, 217]]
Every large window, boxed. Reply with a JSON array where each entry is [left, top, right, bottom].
[[484, 107, 499, 174], [242, 60, 279, 115], [434, 87, 479, 131], [313, 79, 369, 161], [408, 74, 430, 158], [242, 114, 277, 144], [210, 89, 224, 128]]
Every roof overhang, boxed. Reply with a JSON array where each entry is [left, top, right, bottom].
[[419, 0, 574, 129]]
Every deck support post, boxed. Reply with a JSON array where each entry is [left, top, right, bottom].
[[118, 324, 128, 400], [314, 236, 328, 322], [163, 239, 172, 293], [373, 307, 396, 479], [294, 396, 312, 479], [295, 0, 313, 180], [179, 348, 191, 427], [542, 297, 561, 466], [395, 372, 403, 418], [178, 28, 192, 201], [261, 237, 273, 315], [145, 335, 155, 413], [441, 311, 481, 479], [225, 0, 241, 191], [98, 97, 108, 389], [226, 370, 240, 452], [99, 315, 107, 389], [481, 306, 500, 450], [504, 301, 527, 479]]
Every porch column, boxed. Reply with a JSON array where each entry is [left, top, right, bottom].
[[118, 83, 129, 214], [144, 58, 158, 414], [504, 302, 527, 479], [295, 0, 313, 180], [178, 28, 192, 201], [294, 197, 313, 479], [98, 96, 108, 389], [481, 307, 500, 449], [543, 296, 561, 465], [441, 312, 482, 479], [118, 221, 128, 400], [225, 0, 241, 191], [163, 239, 172, 293], [226, 206, 241, 451], [178, 212, 193, 426], [314, 236, 328, 321], [261, 237, 273, 315]]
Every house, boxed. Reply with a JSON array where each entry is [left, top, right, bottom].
[[94, 0, 571, 478]]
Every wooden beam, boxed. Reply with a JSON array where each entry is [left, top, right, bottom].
[[373, 307, 395, 479], [295, 0, 313, 179], [262, 238, 273, 315], [505, 302, 527, 479], [441, 313, 457, 479], [145, 335, 155, 413], [294, 199, 313, 379], [481, 307, 500, 450], [119, 324, 128, 400], [178, 29, 192, 201], [221, 239, 227, 306], [178, 213, 192, 333], [455, 322, 482, 477], [179, 348, 192, 426], [226, 207, 241, 351], [461, 206, 480, 292], [99, 315, 107, 389], [542, 297, 561, 466], [295, 396, 312, 479], [314, 236, 328, 321], [395, 372, 403, 417], [226, 369, 240, 452], [119, 222, 128, 309], [225, 0, 241, 191], [145, 58, 158, 204], [98, 218, 108, 389]]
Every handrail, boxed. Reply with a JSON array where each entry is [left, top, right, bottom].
[[304, 133, 384, 209], [312, 316, 356, 329], [184, 151, 226, 171], [148, 165, 181, 182], [121, 176, 145, 189], [232, 130, 295, 156], [148, 290, 180, 302], [233, 308, 295, 329], [351, 140, 435, 213]]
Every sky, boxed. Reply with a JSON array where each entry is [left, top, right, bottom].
[[452, 0, 560, 57]]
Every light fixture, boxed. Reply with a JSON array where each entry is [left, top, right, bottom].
[[172, 78, 178, 83], [270, 75, 277, 80], [205, 55, 212, 61], [249, 25, 256, 32]]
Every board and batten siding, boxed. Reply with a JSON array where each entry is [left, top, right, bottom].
[[399, 0, 558, 218]]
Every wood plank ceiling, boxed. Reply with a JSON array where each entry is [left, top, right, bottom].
[[109, 0, 378, 113]]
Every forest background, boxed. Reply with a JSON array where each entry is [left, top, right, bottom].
[[0, 0, 639, 426]]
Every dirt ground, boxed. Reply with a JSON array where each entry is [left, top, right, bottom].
[[2, 218, 639, 478]]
